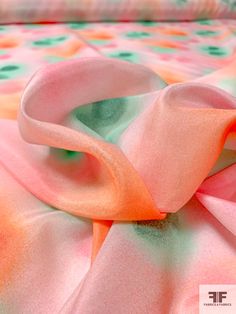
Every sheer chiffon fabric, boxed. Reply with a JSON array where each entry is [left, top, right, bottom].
[[0, 57, 235, 313]]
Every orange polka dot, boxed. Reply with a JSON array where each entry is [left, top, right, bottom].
[[47, 40, 84, 57], [159, 29, 188, 36], [146, 40, 182, 49], [0, 93, 21, 119], [0, 209, 26, 290], [81, 30, 114, 40], [0, 37, 20, 49]]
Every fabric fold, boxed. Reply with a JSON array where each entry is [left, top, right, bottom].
[[196, 163, 236, 235], [0, 56, 236, 313], [6, 58, 166, 221], [1, 57, 236, 227], [121, 82, 236, 212]]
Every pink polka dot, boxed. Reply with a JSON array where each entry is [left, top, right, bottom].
[[0, 54, 10, 60]]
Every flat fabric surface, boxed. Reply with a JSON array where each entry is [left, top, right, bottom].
[[2, 19, 236, 119], [2, 0, 236, 23], [0, 20, 236, 314]]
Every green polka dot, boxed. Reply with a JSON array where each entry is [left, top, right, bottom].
[[132, 213, 193, 267], [139, 21, 158, 26], [125, 31, 151, 39], [72, 94, 161, 143], [0, 26, 6, 32], [108, 51, 139, 63], [134, 214, 180, 242], [118, 52, 132, 57], [69, 22, 88, 29], [33, 39, 54, 46], [72, 96, 147, 143], [93, 100, 124, 121], [52, 148, 83, 161], [0, 64, 26, 79], [200, 45, 231, 57], [195, 30, 219, 37], [197, 19, 214, 25], [75, 98, 126, 140], [55, 36, 67, 42], [63, 150, 81, 160], [32, 36, 68, 47], [0, 65, 19, 71]]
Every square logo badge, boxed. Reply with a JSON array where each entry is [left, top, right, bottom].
[[199, 285, 236, 314]]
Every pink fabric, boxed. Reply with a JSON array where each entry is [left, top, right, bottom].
[[2, 19, 236, 121], [0, 57, 236, 312], [196, 164, 236, 235], [1, 0, 236, 23]]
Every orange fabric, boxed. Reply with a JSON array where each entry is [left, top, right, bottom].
[[92, 220, 113, 262]]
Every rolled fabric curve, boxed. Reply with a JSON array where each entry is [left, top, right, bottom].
[[1, 57, 236, 261]]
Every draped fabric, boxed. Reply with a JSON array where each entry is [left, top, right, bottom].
[[0, 57, 236, 313], [0, 1, 236, 312]]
